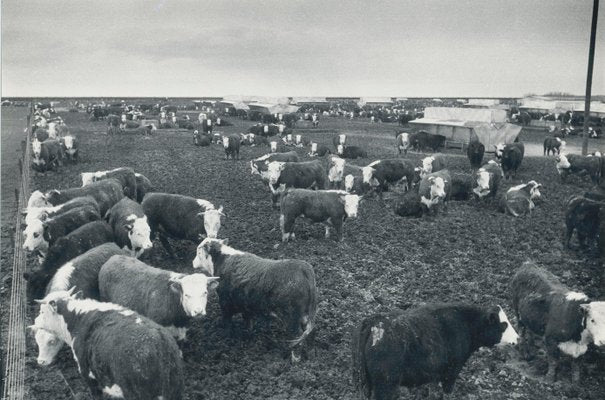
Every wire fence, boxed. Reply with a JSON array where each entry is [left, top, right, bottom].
[[2, 104, 33, 400]]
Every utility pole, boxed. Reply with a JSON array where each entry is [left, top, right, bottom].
[[582, 0, 599, 155]]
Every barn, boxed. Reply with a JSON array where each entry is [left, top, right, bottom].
[[409, 107, 522, 150]]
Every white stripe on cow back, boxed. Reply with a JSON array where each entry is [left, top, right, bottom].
[[196, 199, 215, 210], [566, 291, 588, 301], [48, 262, 75, 292]]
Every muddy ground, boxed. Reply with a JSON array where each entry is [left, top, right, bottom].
[[5, 110, 605, 399]]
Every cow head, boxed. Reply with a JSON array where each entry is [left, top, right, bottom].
[[192, 237, 228, 275], [580, 302, 605, 347], [485, 306, 519, 347], [362, 166, 379, 187], [80, 172, 96, 186], [295, 134, 302, 144], [121, 114, 127, 122], [420, 176, 446, 209], [222, 136, 230, 149], [47, 122, 57, 138], [421, 156, 434, 176], [29, 324, 63, 366], [170, 274, 219, 317], [23, 219, 49, 252], [527, 180, 542, 200], [62, 135, 75, 150], [270, 141, 277, 153], [310, 142, 318, 155], [199, 206, 224, 239], [494, 143, 505, 159], [473, 169, 491, 197], [28, 190, 49, 208], [286, 134, 292, 143], [556, 154, 571, 173], [339, 134, 346, 145], [124, 215, 152, 258], [337, 144, 344, 155], [339, 193, 360, 218], [344, 174, 355, 192], [267, 161, 286, 186], [328, 157, 346, 183], [32, 138, 42, 158]]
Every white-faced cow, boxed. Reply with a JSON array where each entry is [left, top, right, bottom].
[[81, 167, 137, 201], [362, 159, 418, 197], [418, 169, 452, 214], [556, 154, 601, 185], [104, 198, 152, 258], [266, 159, 327, 207], [500, 180, 542, 217]]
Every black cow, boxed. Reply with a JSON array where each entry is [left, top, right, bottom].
[[564, 195, 604, 249], [544, 137, 564, 156], [501, 143, 524, 180], [466, 140, 485, 170], [410, 131, 446, 152], [338, 145, 368, 159]]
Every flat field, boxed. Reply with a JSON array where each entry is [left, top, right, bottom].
[[6, 109, 605, 399]]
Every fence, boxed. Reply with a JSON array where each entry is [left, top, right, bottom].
[[2, 104, 33, 400]]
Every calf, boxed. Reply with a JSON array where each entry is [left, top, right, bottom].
[[23, 205, 101, 259], [362, 159, 418, 197], [142, 193, 224, 257], [467, 140, 485, 170], [25, 221, 114, 300], [332, 134, 347, 148], [42, 179, 124, 216], [337, 145, 367, 159], [250, 151, 299, 181], [395, 132, 410, 154], [494, 142, 525, 160], [420, 153, 446, 177], [309, 142, 331, 157], [192, 238, 317, 361], [564, 195, 604, 249], [134, 173, 153, 203], [222, 134, 240, 160], [352, 303, 518, 399], [105, 198, 152, 258], [473, 161, 503, 198], [393, 191, 423, 217], [32, 139, 63, 172], [266, 159, 327, 207], [449, 172, 473, 201], [500, 180, 542, 217], [59, 135, 78, 163], [25, 196, 99, 227], [31, 290, 184, 400], [556, 154, 601, 184], [99, 255, 218, 340], [418, 169, 452, 214], [280, 189, 360, 241], [501, 144, 524, 179], [81, 167, 137, 200], [193, 130, 211, 146], [544, 137, 565, 156], [30, 243, 129, 366], [510, 262, 605, 382]]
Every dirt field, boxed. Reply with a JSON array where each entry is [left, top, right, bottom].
[[9, 110, 605, 399]]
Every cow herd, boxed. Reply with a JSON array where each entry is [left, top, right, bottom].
[[20, 108, 605, 400]]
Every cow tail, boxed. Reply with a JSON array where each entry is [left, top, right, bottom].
[[288, 269, 316, 347], [352, 318, 373, 399]]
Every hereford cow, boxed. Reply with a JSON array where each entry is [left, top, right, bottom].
[[332, 134, 347, 148], [556, 154, 601, 184], [134, 173, 153, 203], [500, 181, 542, 217], [59, 135, 78, 163], [418, 169, 452, 214], [32, 139, 63, 172], [420, 154, 446, 177], [337, 145, 367, 159], [472, 161, 503, 199], [266, 159, 327, 207], [81, 167, 137, 201], [250, 152, 300, 181], [104, 198, 152, 257], [395, 132, 410, 154], [362, 159, 418, 197], [309, 142, 331, 157], [222, 134, 240, 160], [25, 196, 99, 227]]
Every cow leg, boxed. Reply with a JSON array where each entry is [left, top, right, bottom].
[[158, 232, 175, 258], [564, 225, 574, 248], [333, 218, 344, 241], [280, 214, 295, 242], [571, 358, 581, 383], [372, 376, 399, 400]]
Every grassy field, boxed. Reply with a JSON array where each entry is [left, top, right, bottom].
[[8, 109, 605, 399]]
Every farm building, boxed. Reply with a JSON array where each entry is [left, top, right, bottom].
[[358, 97, 393, 107], [247, 102, 300, 115], [291, 97, 329, 107], [409, 107, 521, 150], [518, 96, 605, 116]]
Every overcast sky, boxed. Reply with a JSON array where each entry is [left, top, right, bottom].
[[2, 0, 604, 97]]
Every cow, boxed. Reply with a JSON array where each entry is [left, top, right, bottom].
[[134, 173, 153, 203], [24, 222, 114, 301], [81, 167, 137, 201], [34, 128, 49, 142], [393, 191, 423, 217], [250, 152, 300, 181], [544, 137, 565, 156], [564, 195, 604, 249], [266, 159, 328, 207], [473, 161, 503, 199], [24, 196, 99, 228], [30, 243, 129, 366], [222, 134, 240, 160], [418, 169, 452, 214], [280, 189, 360, 241], [104, 198, 152, 258], [60, 135, 78, 163], [352, 303, 518, 399], [343, 164, 365, 194], [494, 142, 525, 161], [30, 290, 184, 399], [294, 134, 310, 147], [362, 159, 418, 197], [337, 145, 368, 159], [192, 238, 317, 362], [395, 132, 410, 154], [449, 172, 473, 201], [499, 181, 542, 217], [501, 144, 524, 180], [332, 134, 347, 148], [467, 140, 485, 170], [193, 130, 211, 146], [556, 154, 601, 184], [510, 262, 605, 382], [38, 179, 124, 217], [32, 139, 63, 172], [142, 193, 224, 257], [22, 205, 101, 260], [327, 156, 346, 189], [309, 142, 331, 157], [99, 255, 219, 340], [410, 131, 446, 152], [420, 154, 446, 177]]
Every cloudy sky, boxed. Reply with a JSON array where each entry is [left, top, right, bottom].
[[2, 0, 604, 97]]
